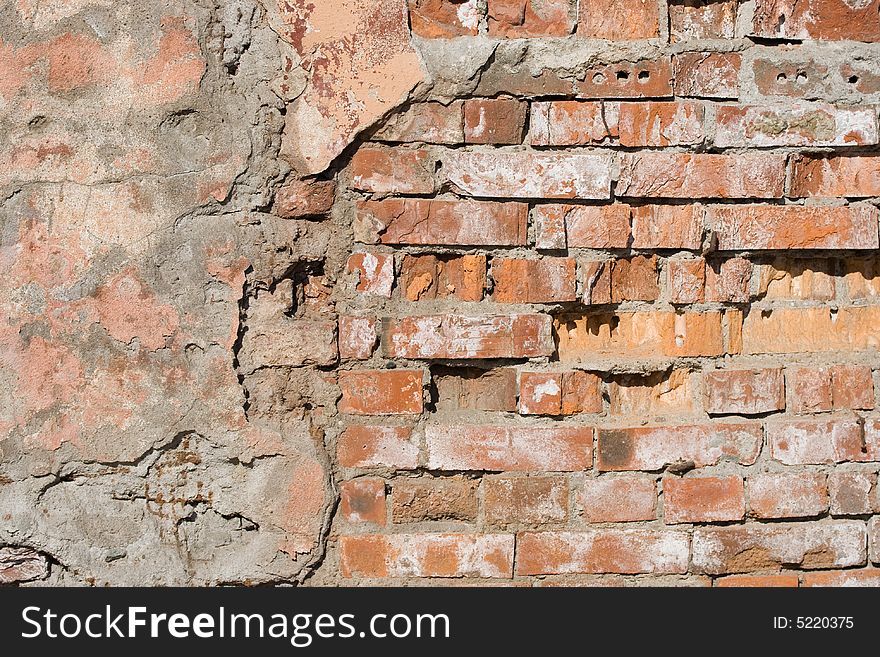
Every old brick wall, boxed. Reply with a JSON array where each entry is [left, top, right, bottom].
[[3, 0, 880, 587]]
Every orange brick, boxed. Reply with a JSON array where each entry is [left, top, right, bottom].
[[399, 254, 486, 302], [715, 573, 800, 587], [347, 251, 394, 297], [788, 367, 833, 414], [791, 155, 880, 198], [463, 98, 528, 145], [483, 475, 568, 525], [631, 205, 704, 250], [742, 307, 880, 355], [519, 371, 602, 416], [530, 101, 612, 146], [669, 0, 737, 41], [581, 259, 612, 305], [802, 569, 880, 587], [339, 478, 386, 525], [705, 258, 752, 302], [831, 365, 875, 410], [703, 368, 785, 416], [610, 255, 659, 302], [488, 0, 577, 37], [349, 147, 435, 194], [664, 476, 745, 524], [338, 370, 423, 415], [391, 477, 478, 522], [338, 315, 378, 360], [752, 0, 880, 41], [408, 0, 481, 38], [337, 426, 419, 469], [667, 259, 706, 303], [617, 101, 704, 147], [579, 476, 657, 522], [492, 257, 577, 303], [608, 370, 697, 417], [576, 58, 674, 98], [544, 204, 631, 249], [674, 52, 741, 99], [748, 472, 828, 519], [578, 0, 660, 39]]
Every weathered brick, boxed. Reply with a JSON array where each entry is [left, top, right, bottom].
[[534, 204, 569, 250], [609, 370, 697, 417], [714, 104, 878, 147], [751, 57, 832, 99], [664, 476, 745, 524], [391, 476, 478, 522], [768, 418, 874, 465], [841, 60, 880, 94], [576, 59, 674, 98], [673, 52, 741, 99], [337, 426, 420, 469], [338, 315, 378, 360], [748, 472, 829, 519], [871, 517, 880, 563], [577, 0, 660, 39], [828, 471, 877, 515], [693, 521, 867, 574], [631, 205, 705, 250], [0, 548, 48, 585], [802, 569, 880, 587], [349, 147, 435, 195], [399, 254, 486, 302], [756, 258, 836, 301], [668, 259, 706, 303], [340, 478, 387, 525], [384, 314, 553, 359], [742, 307, 880, 354], [716, 573, 800, 587], [347, 251, 394, 297], [831, 365, 875, 410], [617, 101, 705, 147], [426, 425, 593, 471], [340, 534, 514, 578], [704, 368, 785, 416], [483, 475, 568, 525], [844, 259, 880, 299], [372, 101, 464, 144], [710, 205, 880, 250], [530, 101, 612, 146], [356, 199, 528, 246], [541, 204, 631, 249], [487, 0, 577, 37], [788, 367, 833, 414], [274, 179, 336, 218], [597, 423, 762, 471], [617, 153, 785, 199], [581, 259, 612, 305], [239, 309, 337, 371], [555, 311, 725, 360], [519, 371, 603, 416], [752, 0, 880, 42], [790, 155, 880, 198], [408, 0, 481, 38], [443, 151, 612, 199], [669, 0, 737, 41], [463, 98, 528, 145], [516, 530, 690, 575], [610, 255, 660, 302], [338, 370, 423, 415], [705, 258, 752, 303], [434, 368, 518, 412], [579, 476, 657, 522], [491, 257, 577, 303]]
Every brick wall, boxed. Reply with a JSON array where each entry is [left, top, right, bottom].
[[312, 0, 880, 586]]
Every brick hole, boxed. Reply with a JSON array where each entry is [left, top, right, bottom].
[[637, 70, 650, 83], [592, 71, 606, 84], [795, 71, 808, 84], [777, 72, 788, 82], [616, 70, 630, 81], [848, 74, 860, 84]]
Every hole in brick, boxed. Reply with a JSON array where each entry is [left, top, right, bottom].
[[796, 71, 807, 83], [616, 70, 630, 81], [592, 72, 606, 84], [848, 75, 860, 84], [776, 72, 788, 82], [637, 70, 650, 82]]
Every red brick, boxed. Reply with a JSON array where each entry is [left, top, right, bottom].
[[347, 251, 394, 297], [443, 151, 612, 200], [802, 569, 880, 587], [337, 426, 420, 469], [579, 476, 657, 522], [391, 477, 478, 522], [581, 260, 612, 305], [617, 101, 705, 147], [608, 370, 697, 417], [530, 101, 612, 146], [872, 517, 880, 563], [669, 0, 737, 41], [483, 475, 568, 525], [631, 205, 705, 250], [610, 255, 659, 302], [383, 314, 553, 359], [742, 307, 880, 355], [425, 425, 593, 471], [539, 204, 631, 249], [356, 199, 528, 246], [576, 58, 673, 98], [597, 423, 763, 471], [463, 98, 527, 145], [408, 0, 481, 38], [534, 204, 569, 250], [274, 179, 336, 218], [349, 147, 435, 195], [831, 365, 875, 410], [668, 259, 706, 303], [338, 315, 378, 360], [716, 573, 800, 587], [748, 472, 829, 519], [617, 153, 785, 199], [555, 311, 725, 360], [693, 521, 867, 574], [714, 104, 878, 147], [434, 368, 518, 412], [788, 367, 833, 414], [709, 205, 879, 250], [705, 258, 752, 302], [339, 478, 387, 525], [516, 529, 690, 575], [704, 368, 785, 416], [491, 257, 577, 303], [841, 61, 880, 94], [488, 0, 576, 37], [768, 418, 874, 465], [664, 476, 745, 524], [673, 52, 741, 99], [577, 0, 660, 39], [338, 370, 423, 416], [373, 101, 464, 144], [751, 58, 832, 98], [340, 534, 514, 578], [399, 254, 485, 302], [752, 0, 880, 42], [791, 155, 880, 198], [828, 471, 877, 515], [519, 371, 602, 416]]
